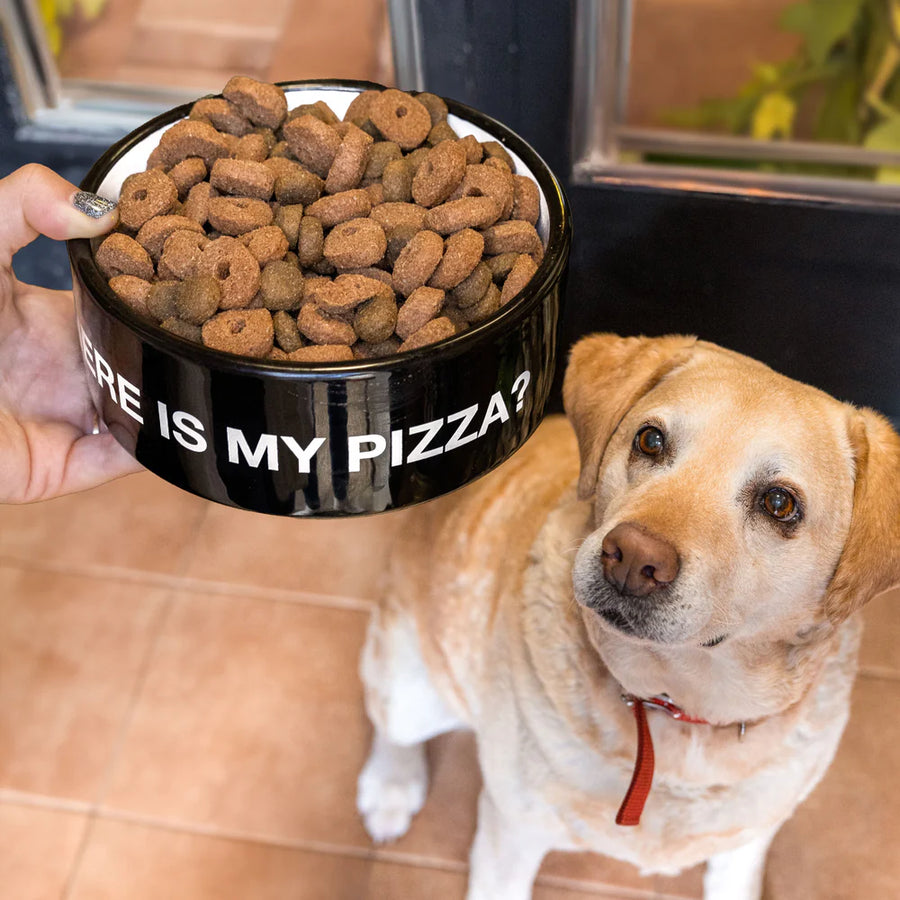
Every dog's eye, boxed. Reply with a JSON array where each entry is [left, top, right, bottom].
[[635, 426, 665, 457], [762, 487, 798, 521]]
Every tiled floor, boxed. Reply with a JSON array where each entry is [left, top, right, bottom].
[[1, 470, 899, 899]]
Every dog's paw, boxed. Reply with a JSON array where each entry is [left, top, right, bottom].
[[357, 739, 427, 843]]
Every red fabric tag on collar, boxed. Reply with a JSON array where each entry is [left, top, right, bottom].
[[616, 695, 710, 827]]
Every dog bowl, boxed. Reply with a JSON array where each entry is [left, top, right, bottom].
[[68, 80, 571, 516]]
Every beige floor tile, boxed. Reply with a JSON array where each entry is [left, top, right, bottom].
[[69, 817, 647, 900], [0, 804, 87, 900], [181, 503, 413, 600], [0, 471, 209, 577], [766, 675, 900, 899], [102, 590, 375, 843], [70, 817, 372, 900], [859, 587, 900, 674], [0, 567, 169, 801]]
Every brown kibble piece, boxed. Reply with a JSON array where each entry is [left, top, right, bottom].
[[423, 196, 502, 234], [500, 254, 539, 305], [297, 302, 356, 345], [189, 97, 251, 135], [369, 201, 426, 233], [297, 215, 324, 266], [118, 169, 178, 230], [290, 100, 340, 126], [399, 316, 455, 352], [353, 337, 401, 359], [109, 275, 152, 314], [274, 204, 304, 248], [427, 121, 458, 145], [458, 134, 483, 164], [207, 195, 273, 235], [381, 158, 412, 203], [363, 141, 402, 181], [314, 273, 384, 314], [202, 308, 274, 357], [452, 261, 492, 308], [210, 158, 275, 200], [223, 76, 287, 129], [452, 163, 514, 219], [485, 252, 519, 282], [412, 140, 467, 207], [272, 310, 303, 352], [481, 220, 542, 255], [353, 287, 398, 343], [176, 274, 222, 324], [242, 225, 289, 265], [167, 158, 208, 199], [416, 92, 448, 126], [305, 189, 371, 227], [283, 114, 342, 178], [428, 228, 484, 290], [96, 232, 155, 280], [369, 89, 432, 150], [323, 217, 387, 269], [344, 90, 379, 125], [325, 123, 373, 194], [146, 280, 180, 321], [197, 236, 261, 308], [392, 229, 444, 297], [136, 214, 205, 261], [234, 132, 270, 162], [158, 229, 208, 279], [287, 344, 354, 363], [161, 317, 202, 343], [182, 181, 214, 226], [157, 119, 232, 168], [260, 259, 305, 310], [385, 222, 419, 268], [482, 140, 516, 171], [511, 175, 540, 225], [396, 285, 445, 339], [464, 281, 501, 323]]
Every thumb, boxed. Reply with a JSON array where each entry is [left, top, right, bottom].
[[0, 163, 118, 269]]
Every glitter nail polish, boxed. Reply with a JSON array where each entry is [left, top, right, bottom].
[[73, 191, 118, 218]]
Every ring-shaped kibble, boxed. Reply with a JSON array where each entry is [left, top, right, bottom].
[[136, 214, 205, 261], [197, 236, 261, 309], [201, 307, 274, 357], [118, 169, 178, 230], [158, 229, 208, 280], [411, 141, 467, 208], [369, 89, 432, 150]]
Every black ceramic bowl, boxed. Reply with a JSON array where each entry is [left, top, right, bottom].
[[68, 80, 571, 516]]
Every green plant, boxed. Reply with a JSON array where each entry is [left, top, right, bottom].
[[664, 0, 900, 181]]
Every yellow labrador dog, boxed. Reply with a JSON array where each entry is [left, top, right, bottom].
[[357, 334, 900, 900]]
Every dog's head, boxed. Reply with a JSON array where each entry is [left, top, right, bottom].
[[563, 334, 900, 649]]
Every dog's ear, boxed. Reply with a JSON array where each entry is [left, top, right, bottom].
[[562, 333, 698, 500], [824, 408, 900, 624]]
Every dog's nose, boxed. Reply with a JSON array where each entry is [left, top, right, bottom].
[[600, 523, 679, 597]]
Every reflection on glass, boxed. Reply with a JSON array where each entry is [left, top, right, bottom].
[[625, 0, 900, 183]]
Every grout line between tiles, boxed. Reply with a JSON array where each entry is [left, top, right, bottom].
[[0, 555, 375, 613], [60, 586, 180, 900], [0, 788, 92, 815]]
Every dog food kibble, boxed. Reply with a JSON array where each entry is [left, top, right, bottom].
[[97, 79, 546, 361]]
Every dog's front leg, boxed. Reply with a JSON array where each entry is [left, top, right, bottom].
[[703, 830, 777, 900], [466, 790, 554, 900]]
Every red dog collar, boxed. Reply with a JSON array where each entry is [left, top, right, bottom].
[[616, 693, 713, 827]]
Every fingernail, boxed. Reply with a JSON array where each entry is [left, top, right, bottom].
[[73, 191, 118, 219]]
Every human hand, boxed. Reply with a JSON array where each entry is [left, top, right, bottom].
[[0, 163, 143, 503]]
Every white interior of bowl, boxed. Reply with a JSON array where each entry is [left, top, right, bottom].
[[96, 85, 552, 245]]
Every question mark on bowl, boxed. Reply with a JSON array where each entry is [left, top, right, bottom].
[[511, 370, 531, 413]]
